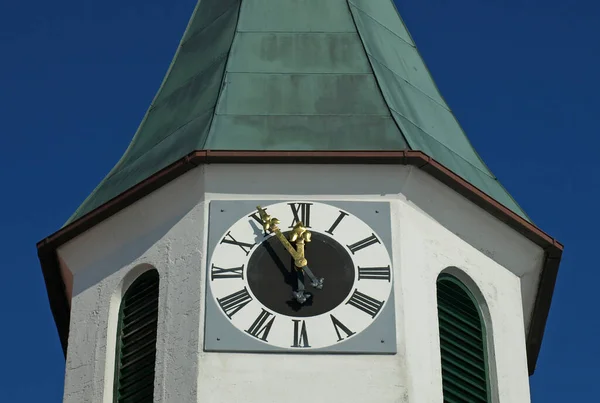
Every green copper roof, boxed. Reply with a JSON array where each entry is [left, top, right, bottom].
[[67, 0, 527, 224]]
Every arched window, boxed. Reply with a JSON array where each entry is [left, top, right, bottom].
[[437, 274, 490, 402], [113, 269, 159, 403]]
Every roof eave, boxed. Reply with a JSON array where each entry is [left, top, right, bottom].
[[37, 150, 562, 375]]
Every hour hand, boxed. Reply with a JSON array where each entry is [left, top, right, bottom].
[[289, 222, 323, 289], [290, 221, 312, 244]]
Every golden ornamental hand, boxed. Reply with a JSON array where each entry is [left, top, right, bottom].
[[256, 206, 323, 299], [256, 206, 302, 263], [289, 221, 311, 267], [289, 221, 312, 244]]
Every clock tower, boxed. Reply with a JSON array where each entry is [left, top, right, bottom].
[[37, 1, 563, 402]]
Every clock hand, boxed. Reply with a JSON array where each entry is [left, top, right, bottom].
[[289, 221, 311, 267], [290, 221, 324, 290], [256, 206, 324, 304], [256, 206, 311, 304], [256, 206, 302, 263], [298, 264, 324, 290], [292, 271, 309, 304]]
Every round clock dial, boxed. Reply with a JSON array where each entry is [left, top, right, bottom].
[[208, 201, 393, 350]]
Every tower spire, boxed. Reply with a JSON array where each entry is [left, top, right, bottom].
[[67, 0, 525, 224]]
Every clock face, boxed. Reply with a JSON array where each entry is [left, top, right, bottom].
[[207, 201, 393, 350]]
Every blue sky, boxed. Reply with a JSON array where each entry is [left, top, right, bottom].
[[0, 0, 597, 401]]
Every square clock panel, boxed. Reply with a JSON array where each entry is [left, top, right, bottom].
[[204, 200, 396, 354]]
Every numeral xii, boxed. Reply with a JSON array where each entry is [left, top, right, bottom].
[[288, 202, 312, 227]]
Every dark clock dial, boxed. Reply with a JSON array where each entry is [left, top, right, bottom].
[[247, 231, 355, 317]]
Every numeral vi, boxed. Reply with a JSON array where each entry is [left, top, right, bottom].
[[291, 320, 310, 348]]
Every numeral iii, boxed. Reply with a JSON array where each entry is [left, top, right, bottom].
[[358, 266, 391, 282]]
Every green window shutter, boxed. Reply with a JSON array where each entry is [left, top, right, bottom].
[[114, 270, 159, 403], [437, 274, 490, 403]]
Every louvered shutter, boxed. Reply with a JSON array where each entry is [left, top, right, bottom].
[[437, 274, 490, 403], [114, 270, 159, 403]]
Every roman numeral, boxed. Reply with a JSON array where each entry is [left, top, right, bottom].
[[325, 211, 349, 235], [217, 287, 253, 318], [248, 208, 269, 235], [288, 202, 312, 227], [248, 207, 267, 225], [358, 266, 391, 282], [220, 231, 255, 255], [346, 289, 384, 318], [346, 233, 380, 254], [330, 315, 355, 342], [291, 320, 310, 348], [211, 264, 244, 280], [245, 309, 275, 342]]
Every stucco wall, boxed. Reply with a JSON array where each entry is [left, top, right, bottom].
[[58, 164, 541, 403]]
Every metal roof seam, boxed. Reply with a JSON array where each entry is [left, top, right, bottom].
[[343, 0, 411, 149], [348, 1, 415, 47]]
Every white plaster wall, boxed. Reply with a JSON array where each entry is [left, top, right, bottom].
[[60, 169, 206, 403], [58, 163, 542, 403]]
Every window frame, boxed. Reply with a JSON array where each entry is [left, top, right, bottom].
[[437, 273, 492, 403], [112, 269, 160, 403]]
